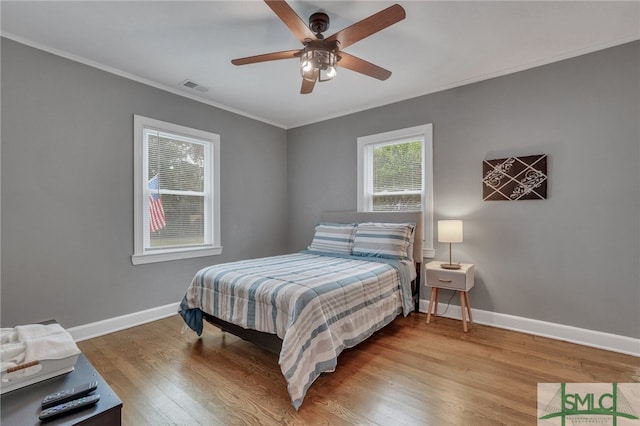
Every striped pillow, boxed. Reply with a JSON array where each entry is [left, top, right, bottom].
[[352, 222, 415, 259], [307, 223, 357, 254]]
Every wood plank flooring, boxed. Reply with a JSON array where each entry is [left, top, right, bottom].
[[77, 314, 639, 425]]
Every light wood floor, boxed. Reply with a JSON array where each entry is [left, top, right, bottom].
[[78, 314, 638, 425]]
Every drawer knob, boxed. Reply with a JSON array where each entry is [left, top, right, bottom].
[[438, 278, 453, 283]]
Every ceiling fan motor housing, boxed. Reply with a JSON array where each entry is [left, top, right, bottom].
[[309, 12, 329, 37]]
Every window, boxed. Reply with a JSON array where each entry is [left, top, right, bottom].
[[132, 115, 221, 265], [357, 124, 434, 258]]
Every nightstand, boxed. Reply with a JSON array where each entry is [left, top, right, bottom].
[[426, 261, 475, 332]]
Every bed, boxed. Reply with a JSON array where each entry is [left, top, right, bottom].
[[179, 211, 422, 409]]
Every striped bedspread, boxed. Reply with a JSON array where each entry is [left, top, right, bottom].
[[179, 251, 414, 409]]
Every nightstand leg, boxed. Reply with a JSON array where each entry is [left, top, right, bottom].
[[464, 291, 473, 325], [427, 287, 439, 324], [459, 291, 468, 332]]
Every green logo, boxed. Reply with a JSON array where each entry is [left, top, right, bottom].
[[539, 383, 639, 425]]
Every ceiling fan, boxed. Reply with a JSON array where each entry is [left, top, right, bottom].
[[231, 1, 406, 94]]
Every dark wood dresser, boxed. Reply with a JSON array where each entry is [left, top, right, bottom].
[[1, 353, 122, 425]]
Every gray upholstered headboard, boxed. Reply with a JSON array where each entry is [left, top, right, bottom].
[[320, 211, 423, 261]]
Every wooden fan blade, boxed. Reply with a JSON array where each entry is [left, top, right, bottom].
[[264, 0, 317, 44], [300, 73, 317, 94], [231, 49, 302, 66], [325, 4, 405, 50], [338, 52, 392, 81]]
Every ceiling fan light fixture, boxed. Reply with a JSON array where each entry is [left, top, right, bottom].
[[300, 46, 337, 82]]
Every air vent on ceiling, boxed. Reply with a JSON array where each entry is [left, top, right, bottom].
[[180, 79, 209, 93]]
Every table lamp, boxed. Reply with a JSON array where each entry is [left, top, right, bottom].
[[438, 220, 463, 270]]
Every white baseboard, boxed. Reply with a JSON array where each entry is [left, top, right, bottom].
[[67, 302, 180, 342], [418, 299, 639, 357], [67, 300, 638, 357]]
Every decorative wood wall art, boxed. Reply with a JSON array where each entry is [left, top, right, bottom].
[[483, 154, 547, 200]]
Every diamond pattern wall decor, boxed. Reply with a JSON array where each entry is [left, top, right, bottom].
[[482, 154, 547, 200]]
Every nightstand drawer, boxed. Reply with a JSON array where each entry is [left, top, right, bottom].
[[426, 263, 474, 291]]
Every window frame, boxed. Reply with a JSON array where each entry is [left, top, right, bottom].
[[357, 124, 434, 258], [132, 115, 222, 265]]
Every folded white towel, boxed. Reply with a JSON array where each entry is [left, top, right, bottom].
[[24, 333, 80, 363], [15, 324, 66, 342]]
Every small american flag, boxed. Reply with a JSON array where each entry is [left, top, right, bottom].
[[149, 175, 166, 232]]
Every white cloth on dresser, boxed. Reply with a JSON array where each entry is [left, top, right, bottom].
[[16, 323, 66, 341], [1, 324, 80, 372]]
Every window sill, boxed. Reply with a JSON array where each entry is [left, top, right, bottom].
[[131, 246, 223, 265]]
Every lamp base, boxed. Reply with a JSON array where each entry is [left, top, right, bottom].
[[440, 263, 461, 270]]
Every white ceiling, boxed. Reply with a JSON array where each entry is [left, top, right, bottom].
[[2, 1, 639, 129]]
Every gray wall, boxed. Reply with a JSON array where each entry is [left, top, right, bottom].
[[1, 38, 289, 328], [2, 37, 638, 340], [287, 41, 640, 338]]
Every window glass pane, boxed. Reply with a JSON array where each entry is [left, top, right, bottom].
[[372, 193, 422, 211], [148, 134, 205, 192], [371, 140, 422, 212], [373, 140, 422, 193], [149, 194, 205, 248]]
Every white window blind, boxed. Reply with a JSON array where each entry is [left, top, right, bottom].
[[145, 130, 209, 249], [371, 140, 423, 211]]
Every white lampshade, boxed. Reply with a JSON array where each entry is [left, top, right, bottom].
[[438, 220, 463, 243]]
